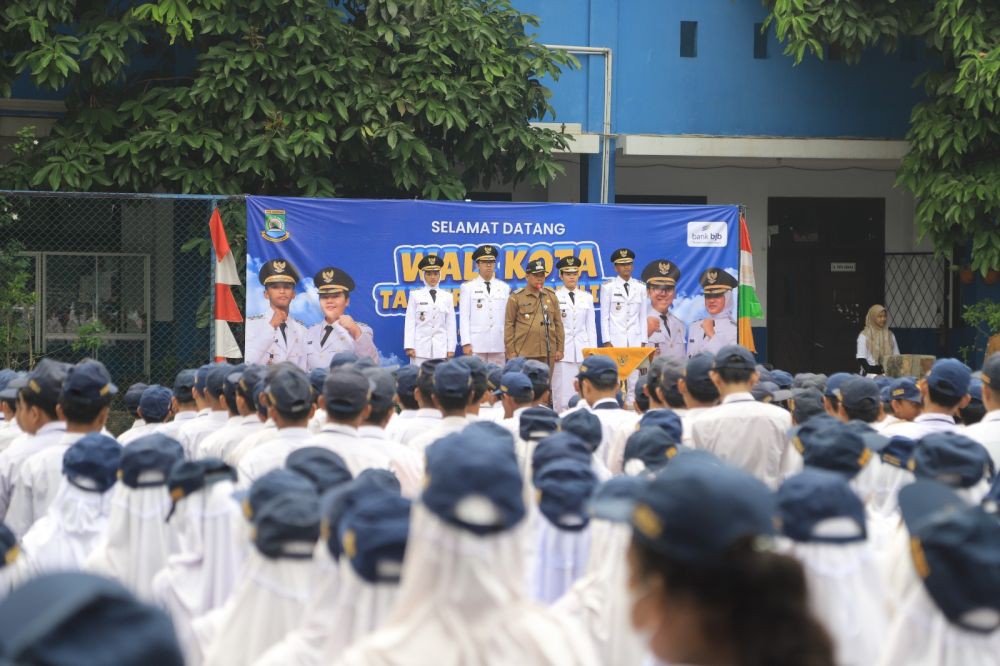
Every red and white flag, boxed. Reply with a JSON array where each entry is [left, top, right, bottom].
[[210, 207, 243, 361]]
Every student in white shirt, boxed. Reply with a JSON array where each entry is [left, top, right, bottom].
[[195, 369, 250, 459], [390, 362, 444, 447], [357, 367, 421, 496], [964, 353, 1000, 468], [407, 360, 475, 454], [574, 355, 639, 475], [644, 357, 688, 416], [118, 385, 173, 446], [677, 353, 720, 445], [156, 369, 200, 441], [891, 358, 971, 440], [177, 364, 233, 458], [877, 376, 923, 433], [690, 345, 793, 488], [120, 382, 149, 435], [0, 373, 25, 454]]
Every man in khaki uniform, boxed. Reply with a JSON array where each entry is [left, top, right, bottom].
[[504, 258, 564, 372]]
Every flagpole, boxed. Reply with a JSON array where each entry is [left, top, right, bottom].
[[209, 199, 217, 362]]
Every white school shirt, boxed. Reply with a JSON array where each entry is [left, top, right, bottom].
[[178, 410, 229, 458], [962, 410, 1000, 470], [236, 427, 316, 489], [6, 431, 88, 537], [155, 410, 200, 441], [303, 423, 390, 477], [888, 413, 960, 440], [357, 425, 424, 497], [690, 393, 793, 488], [391, 409, 443, 447], [403, 286, 456, 359], [589, 399, 641, 475], [0, 421, 66, 521], [555, 286, 597, 362], [459, 276, 510, 354], [117, 422, 162, 446], [599, 277, 647, 347], [405, 415, 470, 454], [194, 414, 244, 459], [214, 414, 268, 461]]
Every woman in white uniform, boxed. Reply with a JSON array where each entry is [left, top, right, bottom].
[[403, 255, 457, 366], [552, 255, 596, 412], [856, 304, 899, 375]]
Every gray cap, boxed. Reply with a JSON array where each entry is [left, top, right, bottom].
[[265, 365, 313, 415], [324, 367, 372, 415]]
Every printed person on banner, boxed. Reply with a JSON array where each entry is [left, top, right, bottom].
[[459, 244, 510, 365], [246, 259, 307, 369], [599, 248, 648, 403], [403, 255, 457, 367], [305, 267, 378, 369], [643, 259, 686, 361], [552, 255, 596, 412], [503, 258, 564, 373], [687, 267, 738, 358]]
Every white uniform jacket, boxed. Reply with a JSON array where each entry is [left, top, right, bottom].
[[305, 319, 378, 369], [403, 287, 456, 359], [556, 286, 596, 362], [599, 277, 648, 347], [687, 317, 737, 358], [648, 310, 687, 361], [245, 307, 308, 369], [459, 277, 510, 354]]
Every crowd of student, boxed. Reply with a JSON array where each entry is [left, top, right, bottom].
[[0, 346, 995, 666]]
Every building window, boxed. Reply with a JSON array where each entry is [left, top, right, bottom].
[[753, 23, 768, 59], [680, 21, 698, 58]]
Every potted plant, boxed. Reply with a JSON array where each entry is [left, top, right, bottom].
[[962, 300, 1000, 360]]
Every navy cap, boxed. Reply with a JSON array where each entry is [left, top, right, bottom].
[[969, 377, 983, 403], [559, 409, 602, 453], [889, 377, 922, 403], [252, 379, 268, 417], [123, 382, 149, 414], [899, 481, 1000, 633], [485, 363, 503, 394], [926, 358, 972, 399], [173, 369, 197, 402], [253, 491, 321, 559], [841, 376, 881, 411], [518, 406, 559, 442], [193, 363, 215, 394], [843, 419, 889, 453], [455, 353, 486, 376], [713, 345, 756, 372], [576, 355, 619, 384], [205, 363, 233, 398], [909, 432, 994, 488], [630, 458, 777, 564], [789, 413, 840, 455], [62, 434, 121, 493], [395, 365, 419, 401], [24, 359, 69, 407], [433, 360, 472, 400], [879, 435, 916, 469], [138, 385, 172, 422], [0, 522, 18, 568], [503, 357, 527, 374], [535, 459, 597, 531], [286, 447, 352, 494], [339, 493, 411, 583], [638, 409, 682, 443], [770, 369, 793, 390], [588, 476, 644, 523], [750, 381, 778, 403], [329, 351, 360, 370], [61, 360, 118, 408], [0, 572, 183, 665], [634, 376, 650, 411], [880, 385, 892, 405], [567, 394, 581, 408], [800, 421, 872, 479], [322, 473, 400, 561], [423, 431, 525, 535], [222, 370, 243, 409], [522, 360, 551, 391], [982, 352, 1000, 390], [166, 458, 236, 520], [778, 468, 866, 543], [755, 364, 774, 384], [0, 372, 27, 401], [531, 432, 592, 483], [240, 468, 316, 522], [0, 369, 15, 392], [462, 421, 516, 455], [119, 434, 183, 489], [308, 368, 328, 399], [361, 367, 395, 410], [265, 365, 313, 415], [684, 353, 718, 397], [324, 367, 372, 415], [790, 388, 826, 424], [624, 427, 683, 474], [499, 372, 533, 401], [824, 372, 853, 400]]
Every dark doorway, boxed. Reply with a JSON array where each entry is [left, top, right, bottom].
[[767, 197, 885, 374]]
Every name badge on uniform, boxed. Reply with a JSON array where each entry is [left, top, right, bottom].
[[476, 300, 483, 309], [560, 309, 566, 318], [616, 303, 622, 311], [419, 312, 425, 322]]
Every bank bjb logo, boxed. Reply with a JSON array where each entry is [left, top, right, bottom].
[[686, 221, 727, 247], [262, 209, 290, 243]]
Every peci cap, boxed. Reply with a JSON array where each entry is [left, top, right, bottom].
[[525, 257, 548, 275], [239, 468, 316, 522], [339, 493, 411, 583], [417, 255, 442, 272], [472, 245, 499, 263], [840, 376, 882, 411], [286, 447, 352, 495], [62, 433, 122, 494], [623, 427, 683, 475], [172, 369, 197, 403], [118, 434, 184, 489], [641, 259, 680, 288], [610, 248, 635, 264], [323, 367, 372, 415], [890, 377, 922, 403], [555, 255, 581, 274], [266, 364, 313, 416], [166, 458, 236, 520], [535, 459, 597, 531], [698, 267, 737, 295], [630, 456, 777, 564], [638, 409, 683, 443], [576, 355, 619, 384], [422, 431, 525, 535], [909, 432, 994, 489], [518, 406, 560, 442], [713, 345, 756, 372], [588, 475, 645, 523], [499, 372, 533, 402], [899, 481, 1000, 633], [531, 432, 592, 484], [433, 360, 473, 400], [258, 258, 300, 286], [138, 385, 173, 423], [313, 266, 355, 294], [253, 492, 321, 560], [560, 408, 602, 452], [777, 468, 867, 543], [926, 358, 972, 400]]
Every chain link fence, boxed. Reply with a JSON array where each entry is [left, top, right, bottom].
[[0, 191, 246, 433]]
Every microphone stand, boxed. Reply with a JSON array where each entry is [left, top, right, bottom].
[[542, 301, 552, 370]]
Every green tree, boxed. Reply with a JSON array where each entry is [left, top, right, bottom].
[[1, 0, 576, 200], [764, 0, 1000, 274]]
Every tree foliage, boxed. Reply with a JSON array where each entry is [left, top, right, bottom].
[[765, 0, 1000, 273], [0, 0, 577, 199]]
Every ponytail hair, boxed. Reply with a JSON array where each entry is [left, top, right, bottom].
[[632, 535, 834, 666]]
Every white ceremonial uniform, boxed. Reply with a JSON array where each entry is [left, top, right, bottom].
[[459, 276, 510, 363], [648, 310, 686, 361], [303, 423, 390, 477], [599, 277, 648, 347], [178, 409, 229, 459], [961, 410, 1000, 469], [7, 432, 87, 537], [155, 410, 199, 441], [0, 421, 65, 521], [245, 307, 308, 369], [686, 316, 738, 357], [305, 319, 378, 369], [404, 286, 456, 365], [553, 286, 597, 413], [358, 425, 424, 498], [236, 427, 315, 489], [690, 393, 793, 488]]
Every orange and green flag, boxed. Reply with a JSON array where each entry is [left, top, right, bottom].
[[737, 212, 762, 353]]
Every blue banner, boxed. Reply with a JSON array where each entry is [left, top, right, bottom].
[[245, 197, 740, 368]]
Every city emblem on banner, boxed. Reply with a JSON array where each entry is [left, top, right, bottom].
[[262, 209, 290, 243]]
